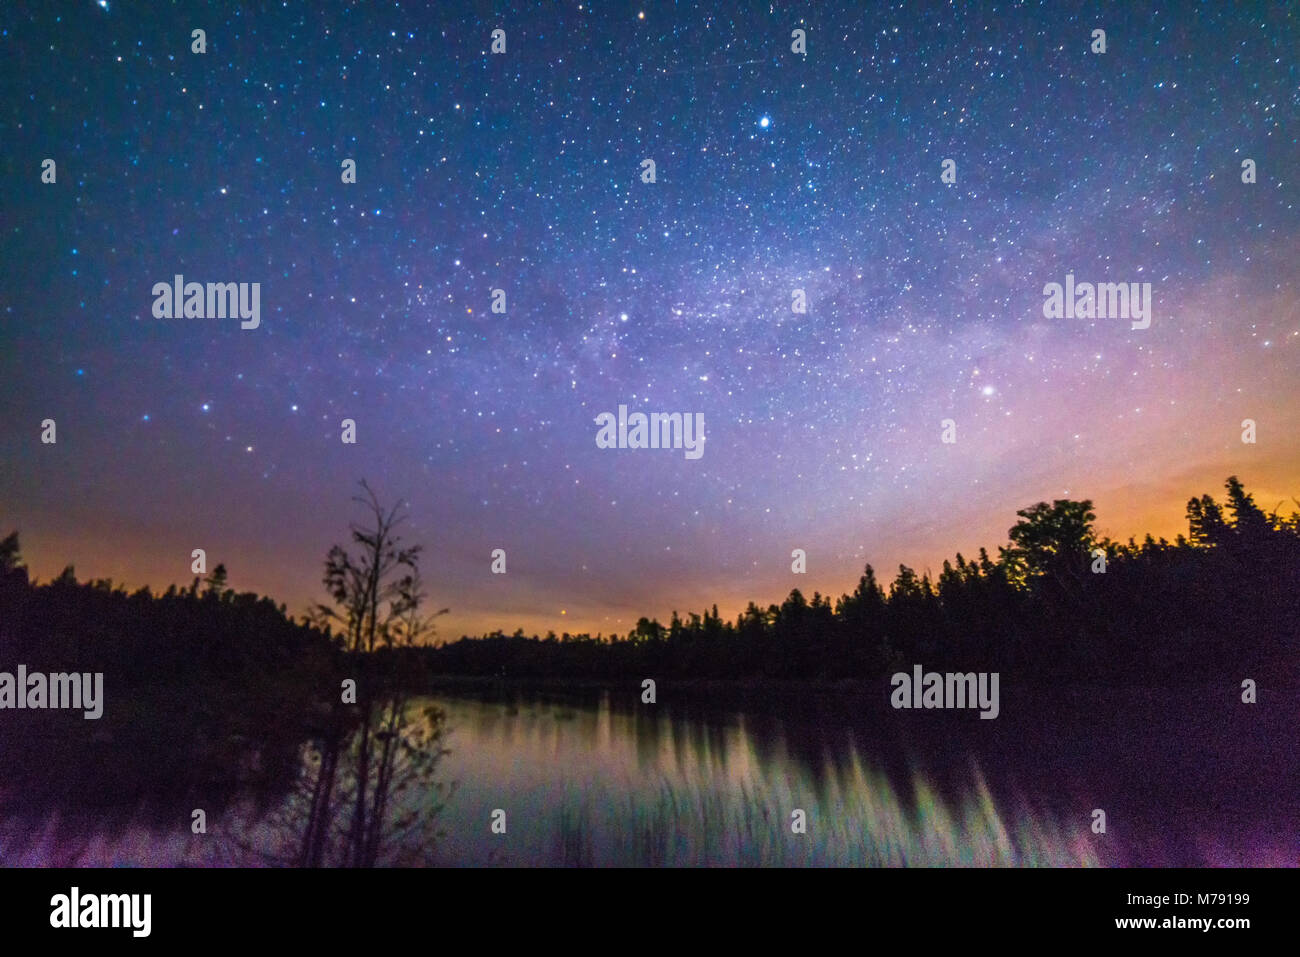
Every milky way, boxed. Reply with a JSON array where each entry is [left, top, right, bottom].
[[2, 2, 1297, 637]]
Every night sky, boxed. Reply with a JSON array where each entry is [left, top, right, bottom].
[[2, 2, 1297, 639]]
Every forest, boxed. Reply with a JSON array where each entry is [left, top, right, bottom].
[[2, 475, 1298, 704], [414, 476, 1300, 687]]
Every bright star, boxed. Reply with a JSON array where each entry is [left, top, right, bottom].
[[759, 116, 771, 129]]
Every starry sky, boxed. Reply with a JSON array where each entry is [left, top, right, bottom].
[[2, 1, 1297, 639]]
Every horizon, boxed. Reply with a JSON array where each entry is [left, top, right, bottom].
[[11, 468, 1297, 639]]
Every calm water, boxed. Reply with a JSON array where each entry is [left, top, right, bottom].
[[419, 689, 1100, 866], [3, 685, 1296, 866]]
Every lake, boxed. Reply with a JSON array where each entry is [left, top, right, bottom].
[[2, 683, 1295, 866]]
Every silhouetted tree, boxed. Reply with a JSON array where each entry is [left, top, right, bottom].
[[298, 481, 448, 867], [0, 531, 22, 575], [1224, 475, 1271, 544], [204, 563, 229, 599], [1000, 499, 1097, 585]]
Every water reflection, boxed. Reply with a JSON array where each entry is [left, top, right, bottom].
[[2, 686, 1295, 866], [422, 690, 1098, 866]]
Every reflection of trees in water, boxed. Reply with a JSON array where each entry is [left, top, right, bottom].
[[245, 698, 452, 867], [0, 704, 307, 865]]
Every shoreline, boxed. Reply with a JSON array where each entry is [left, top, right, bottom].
[[421, 673, 1295, 699]]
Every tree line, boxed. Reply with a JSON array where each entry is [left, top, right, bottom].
[[416, 476, 1300, 686]]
